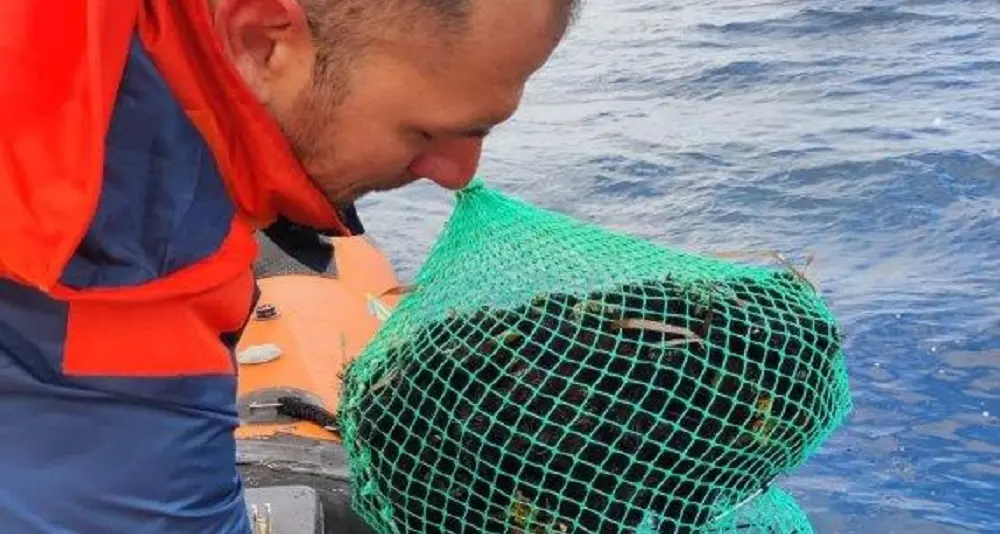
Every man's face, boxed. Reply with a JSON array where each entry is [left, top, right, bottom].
[[213, 0, 571, 207]]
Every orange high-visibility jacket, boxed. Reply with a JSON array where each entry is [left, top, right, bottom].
[[0, 2, 358, 532]]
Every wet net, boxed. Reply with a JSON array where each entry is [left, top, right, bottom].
[[338, 178, 851, 533]]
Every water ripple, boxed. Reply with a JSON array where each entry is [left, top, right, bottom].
[[697, 6, 967, 38]]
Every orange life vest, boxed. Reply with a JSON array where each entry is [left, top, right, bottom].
[[0, 2, 355, 532]]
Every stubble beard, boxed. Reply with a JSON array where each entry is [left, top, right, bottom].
[[276, 73, 357, 207]]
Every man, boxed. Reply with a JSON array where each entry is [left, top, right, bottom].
[[0, 0, 578, 532]]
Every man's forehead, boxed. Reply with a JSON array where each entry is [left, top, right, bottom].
[[407, 0, 570, 136], [460, 0, 570, 79], [468, 0, 571, 43]]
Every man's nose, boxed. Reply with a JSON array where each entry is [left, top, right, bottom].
[[408, 137, 483, 191]]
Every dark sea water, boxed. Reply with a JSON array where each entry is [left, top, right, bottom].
[[357, 1, 1000, 532]]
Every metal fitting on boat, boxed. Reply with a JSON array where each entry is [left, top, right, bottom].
[[255, 304, 279, 321], [250, 503, 273, 534]]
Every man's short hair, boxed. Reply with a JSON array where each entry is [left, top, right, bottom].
[[300, 0, 581, 94], [303, 0, 580, 29]]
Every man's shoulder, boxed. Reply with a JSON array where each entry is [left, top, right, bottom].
[[0, 0, 140, 292]]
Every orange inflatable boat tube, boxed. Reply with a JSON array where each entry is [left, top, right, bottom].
[[235, 234, 403, 442]]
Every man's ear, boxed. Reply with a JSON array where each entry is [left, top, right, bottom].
[[210, 0, 312, 104]]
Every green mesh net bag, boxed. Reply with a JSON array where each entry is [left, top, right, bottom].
[[338, 178, 852, 533], [699, 485, 815, 534]]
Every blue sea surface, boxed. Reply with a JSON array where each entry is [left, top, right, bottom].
[[358, 0, 1000, 532]]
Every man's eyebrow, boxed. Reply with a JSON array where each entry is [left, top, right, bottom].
[[441, 118, 499, 138], [457, 125, 494, 138], [449, 109, 516, 138]]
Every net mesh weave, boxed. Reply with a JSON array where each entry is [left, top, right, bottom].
[[338, 178, 851, 533]]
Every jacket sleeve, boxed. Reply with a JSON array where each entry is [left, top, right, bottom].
[[0, 0, 139, 292]]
